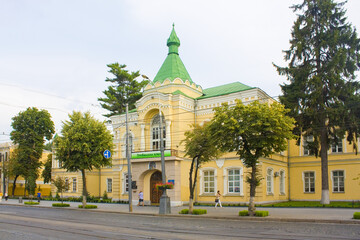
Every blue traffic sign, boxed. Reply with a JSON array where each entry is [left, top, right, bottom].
[[103, 150, 111, 159]]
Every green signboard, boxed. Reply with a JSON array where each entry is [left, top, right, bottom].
[[132, 150, 171, 159]]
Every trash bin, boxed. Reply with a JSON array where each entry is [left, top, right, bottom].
[[19, 197, 22, 203]]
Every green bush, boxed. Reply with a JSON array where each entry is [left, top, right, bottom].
[[78, 204, 97, 209], [179, 209, 189, 214], [255, 211, 269, 217], [239, 210, 249, 216], [192, 209, 207, 215], [354, 212, 360, 219], [24, 202, 40, 205], [239, 210, 269, 217], [52, 203, 70, 207]]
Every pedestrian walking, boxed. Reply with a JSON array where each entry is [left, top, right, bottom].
[[4, 192, 8, 201], [37, 191, 41, 203], [138, 190, 144, 206], [215, 190, 222, 208]]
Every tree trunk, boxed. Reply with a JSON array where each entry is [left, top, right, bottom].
[[81, 169, 87, 208], [189, 197, 194, 213], [248, 164, 257, 216], [11, 175, 18, 197], [188, 156, 197, 214], [320, 127, 330, 204]]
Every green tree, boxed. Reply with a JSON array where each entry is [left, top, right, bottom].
[[52, 176, 70, 204], [55, 111, 113, 207], [182, 123, 221, 213], [42, 154, 52, 184], [210, 100, 295, 216], [98, 63, 149, 117], [10, 107, 55, 196], [274, 0, 360, 204]]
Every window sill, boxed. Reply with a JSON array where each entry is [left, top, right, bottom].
[[224, 193, 244, 197], [279, 193, 286, 196], [303, 192, 315, 194], [266, 193, 274, 196], [332, 191, 345, 194], [199, 193, 215, 197]]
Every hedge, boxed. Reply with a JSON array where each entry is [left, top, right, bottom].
[[52, 203, 70, 207], [24, 202, 40, 205], [354, 212, 360, 219], [78, 204, 97, 209], [179, 209, 207, 215], [238, 210, 269, 217]]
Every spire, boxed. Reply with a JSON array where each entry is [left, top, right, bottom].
[[153, 25, 193, 84], [167, 23, 180, 55]]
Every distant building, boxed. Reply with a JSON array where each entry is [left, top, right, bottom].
[[51, 26, 360, 205]]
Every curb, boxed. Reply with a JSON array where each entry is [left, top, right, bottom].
[[1, 202, 360, 225]]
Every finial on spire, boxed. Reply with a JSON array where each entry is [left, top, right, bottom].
[[172, 23, 175, 28]]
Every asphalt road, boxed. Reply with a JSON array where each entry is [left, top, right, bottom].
[[0, 205, 359, 240]]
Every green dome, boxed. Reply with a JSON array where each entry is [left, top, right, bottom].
[[153, 25, 193, 84]]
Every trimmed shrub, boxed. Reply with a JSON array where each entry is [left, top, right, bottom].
[[354, 212, 360, 219], [255, 211, 269, 217], [192, 209, 207, 215], [179, 209, 189, 214], [78, 204, 97, 209], [52, 203, 70, 207], [239, 210, 269, 217], [239, 210, 249, 216], [24, 202, 39, 205]]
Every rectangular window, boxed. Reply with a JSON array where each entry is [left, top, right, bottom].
[[152, 126, 166, 150], [203, 170, 215, 193], [303, 136, 313, 156], [228, 169, 240, 193], [304, 171, 315, 193], [266, 169, 273, 194], [279, 171, 285, 194], [65, 178, 69, 192], [107, 178, 112, 193], [331, 139, 343, 153], [333, 170, 344, 192], [72, 178, 77, 192], [124, 174, 129, 193]]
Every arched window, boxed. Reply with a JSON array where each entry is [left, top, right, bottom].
[[266, 168, 274, 194], [279, 170, 285, 195], [151, 114, 166, 150]]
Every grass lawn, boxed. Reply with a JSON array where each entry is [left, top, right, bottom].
[[261, 201, 360, 208]]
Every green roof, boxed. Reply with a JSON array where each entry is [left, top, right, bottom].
[[153, 25, 193, 84], [197, 82, 254, 99], [171, 90, 194, 99]]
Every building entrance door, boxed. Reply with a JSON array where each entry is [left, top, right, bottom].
[[150, 171, 163, 205]]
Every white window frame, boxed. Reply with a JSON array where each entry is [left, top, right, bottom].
[[266, 167, 274, 195], [279, 169, 285, 195], [331, 138, 343, 153], [223, 167, 243, 196], [122, 172, 129, 194], [150, 114, 166, 151], [72, 177, 77, 192], [199, 168, 217, 195], [303, 135, 314, 156], [331, 170, 345, 193], [107, 178, 113, 193], [303, 171, 315, 193], [121, 132, 135, 158]]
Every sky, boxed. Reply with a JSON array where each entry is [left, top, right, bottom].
[[1, 0, 360, 143]]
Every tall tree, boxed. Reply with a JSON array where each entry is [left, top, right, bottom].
[[55, 111, 113, 207], [274, 0, 360, 204], [42, 153, 52, 184], [182, 123, 221, 214], [210, 100, 295, 216], [98, 63, 149, 117], [10, 107, 55, 196]]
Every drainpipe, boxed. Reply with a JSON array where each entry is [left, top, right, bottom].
[[287, 139, 291, 201], [194, 99, 198, 203]]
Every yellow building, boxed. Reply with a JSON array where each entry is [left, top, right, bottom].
[[0, 142, 52, 197], [51, 26, 360, 205]]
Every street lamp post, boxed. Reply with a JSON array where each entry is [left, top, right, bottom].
[[126, 103, 133, 212], [158, 94, 171, 214]]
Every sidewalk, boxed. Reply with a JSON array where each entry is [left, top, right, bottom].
[[1, 199, 359, 224]]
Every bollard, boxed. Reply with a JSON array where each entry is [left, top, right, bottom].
[[19, 197, 22, 203]]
